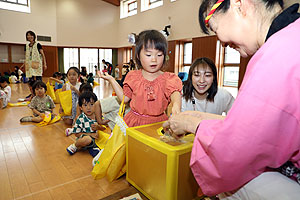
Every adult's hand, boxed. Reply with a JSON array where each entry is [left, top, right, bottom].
[[163, 111, 203, 139], [163, 111, 225, 139]]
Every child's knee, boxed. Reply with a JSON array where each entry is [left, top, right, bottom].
[[76, 136, 92, 147]]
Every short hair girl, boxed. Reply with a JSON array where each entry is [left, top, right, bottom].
[[99, 29, 182, 127]]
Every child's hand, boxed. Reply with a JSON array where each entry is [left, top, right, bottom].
[[90, 132, 99, 139], [91, 122, 98, 131], [99, 119, 110, 126], [39, 113, 45, 118], [98, 71, 113, 81], [91, 122, 106, 131], [70, 85, 76, 91]]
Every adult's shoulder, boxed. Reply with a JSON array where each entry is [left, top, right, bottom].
[[37, 43, 42, 50]]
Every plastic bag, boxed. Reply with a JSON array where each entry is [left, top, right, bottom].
[[36, 112, 61, 127], [95, 129, 110, 149], [91, 96, 128, 181], [54, 88, 61, 104], [46, 81, 56, 101], [58, 90, 72, 116]]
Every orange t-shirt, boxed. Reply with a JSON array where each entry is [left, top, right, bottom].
[[123, 70, 182, 127]]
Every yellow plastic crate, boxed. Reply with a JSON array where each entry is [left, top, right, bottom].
[[126, 122, 198, 200]]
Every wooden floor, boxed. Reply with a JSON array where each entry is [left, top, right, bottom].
[[0, 78, 133, 200]]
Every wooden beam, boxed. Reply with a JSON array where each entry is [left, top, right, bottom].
[[102, 0, 120, 6]]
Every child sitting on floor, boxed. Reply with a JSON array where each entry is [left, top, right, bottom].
[[10, 72, 20, 84], [49, 72, 64, 90], [0, 77, 11, 108], [24, 79, 36, 101], [20, 81, 56, 123], [66, 91, 100, 156], [65, 83, 108, 136]]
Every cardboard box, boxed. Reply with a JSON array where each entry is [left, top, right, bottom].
[[126, 122, 198, 200]]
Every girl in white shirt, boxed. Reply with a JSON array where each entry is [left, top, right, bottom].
[[0, 77, 11, 107], [60, 67, 81, 125]]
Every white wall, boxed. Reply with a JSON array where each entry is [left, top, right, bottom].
[[117, 0, 203, 47], [0, 0, 299, 47], [56, 0, 119, 47], [0, 0, 57, 45], [0, 0, 119, 47]]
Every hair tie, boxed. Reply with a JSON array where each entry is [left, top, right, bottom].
[[205, 0, 225, 26], [128, 33, 136, 45]]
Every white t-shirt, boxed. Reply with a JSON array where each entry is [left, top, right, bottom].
[[10, 75, 18, 84], [3, 85, 11, 102], [0, 90, 8, 108], [18, 69, 23, 76], [65, 82, 81, 91], [181, 87, 235, 115]]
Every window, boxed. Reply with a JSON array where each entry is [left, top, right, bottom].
[[222, 46, 240, 98], [224, 46, 240, 64], [63, 48, 112, 74], [11, 45, 25, 63], [0, 44, 9, 63], [0, 0, 30, 13], [120, 0, 137, 19], [64, 48, 79, 73], [80, 48, 98, 75], [141, 0, 163, 12], [182, 42, 192, 73]]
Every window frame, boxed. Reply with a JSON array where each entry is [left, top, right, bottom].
[[127, 0, 137, 13], [215, 41, 240, 98], [0, 0, 30, 13], [141, 0, 163, 12], [120, 0, 137, 19]]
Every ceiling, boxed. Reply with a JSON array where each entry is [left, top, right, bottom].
[[102, 0, 120, 6]]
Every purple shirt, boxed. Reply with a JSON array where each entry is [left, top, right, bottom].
[[190, 18, 300, 196]]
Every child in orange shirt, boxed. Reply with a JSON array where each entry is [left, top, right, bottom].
[[99, 29, 182, 127]]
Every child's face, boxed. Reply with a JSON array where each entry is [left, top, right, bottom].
[[67, 69, 79, 84], [139, 46, 164, 74], [35, 86, 46, 97], [0, 82, 7, 88], [80, 99, 95, 117]]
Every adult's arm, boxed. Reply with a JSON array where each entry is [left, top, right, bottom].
[[38, 43, 47, 71], [163, 111, 224, 138], [190, 92, 300, 196]]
